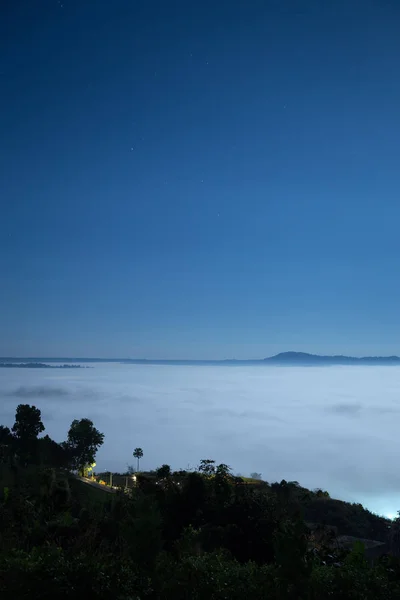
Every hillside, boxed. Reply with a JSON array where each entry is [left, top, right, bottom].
[[1, 463, 399, 599], [2, 403, 400, 599]]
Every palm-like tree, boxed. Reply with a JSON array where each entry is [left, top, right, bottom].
[[133, 447, 143, 472]]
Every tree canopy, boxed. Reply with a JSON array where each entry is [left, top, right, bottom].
[[133, 447, 143, 471], [66, 418, 104, 475], [156, 464, 171, 480], [12, 404, 44, 440]]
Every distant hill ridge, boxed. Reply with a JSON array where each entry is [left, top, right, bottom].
[[1, 353, 400, 366], [0, 362, 83, 369], [264, 352, 400, 365]]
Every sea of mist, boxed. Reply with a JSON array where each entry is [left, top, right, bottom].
[[1, 362, 400, 517]]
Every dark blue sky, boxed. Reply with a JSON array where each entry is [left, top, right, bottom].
[[1, 0, 400, 359]]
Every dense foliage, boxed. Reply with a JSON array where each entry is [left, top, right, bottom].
[[1, 404, 400, 598], [66, 418, 104, 474]]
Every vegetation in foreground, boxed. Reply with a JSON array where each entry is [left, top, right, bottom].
[[1, 404, 400, 599]]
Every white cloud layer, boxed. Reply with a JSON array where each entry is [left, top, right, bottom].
[[1, 364, 400, 516]]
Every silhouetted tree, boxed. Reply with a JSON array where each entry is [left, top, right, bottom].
[[250, 472, 262, 480], [12, 404, 44, 440], [0, 425, 13, 463], [198, 459, 215, 476], [10, 404, 45, 465], [133, 447, 143, 472], [215, 463, 231, 477], [66, 418, 104, 475], [156, 464, 171, 480], [314, 488, 330, 498], [213, 463, 233, 505], [37, 435, 70, 468]]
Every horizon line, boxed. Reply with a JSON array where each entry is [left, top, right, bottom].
[[2, 351, 400, 362]]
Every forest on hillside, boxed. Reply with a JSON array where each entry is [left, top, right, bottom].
[[2, 403, 400, 599]]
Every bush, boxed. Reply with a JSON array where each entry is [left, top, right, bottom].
[[0, 546, 150, 599]]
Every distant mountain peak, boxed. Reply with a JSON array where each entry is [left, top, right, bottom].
[[264, 352, 400, 365]]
